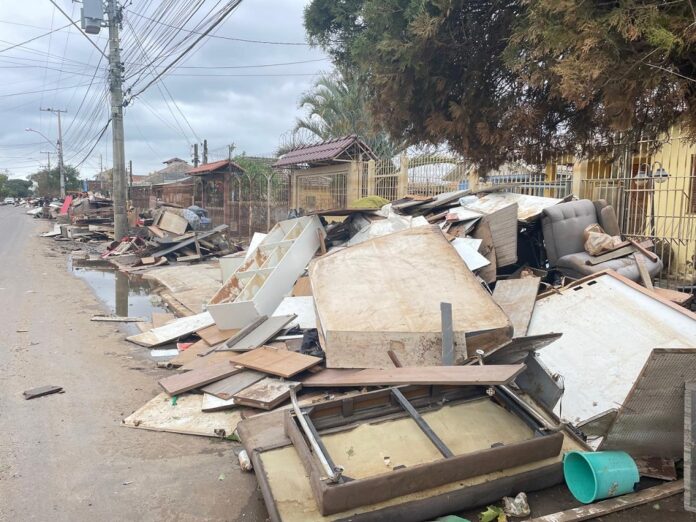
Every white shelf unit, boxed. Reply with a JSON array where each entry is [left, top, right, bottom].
[[207, 215, 323, 329]]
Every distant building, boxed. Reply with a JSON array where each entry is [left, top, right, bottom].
[[142, 157, 191, 185]]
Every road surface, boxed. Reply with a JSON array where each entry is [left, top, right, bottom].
[[0, 205, 266, 521]]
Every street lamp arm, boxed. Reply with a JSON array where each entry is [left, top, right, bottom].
[[24, 128, 58, 151]]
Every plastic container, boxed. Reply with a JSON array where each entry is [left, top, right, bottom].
[[563, 451, 639, 504]]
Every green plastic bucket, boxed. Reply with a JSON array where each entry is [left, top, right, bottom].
[[563, 451, 639, 504]]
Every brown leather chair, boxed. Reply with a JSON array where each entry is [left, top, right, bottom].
[[541, 199, 662, 281]]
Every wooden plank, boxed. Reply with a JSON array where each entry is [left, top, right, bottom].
[[23, 385, 63, 399], [232, 346, 322, 378], [301, 364, 526, 387], [148, 225, 167, 238], [201, 393, 237, 412], [634, 255, 654, 290], [157, 210, 189, 235], [126, 311, 214, 347], [585, 245, 635, 265], [169, 338, 210, 366], [221, 315, 296, 352], [91, 315, 146, 322], [151, 225, 227, 258], [232, 377, 301, 410], [652, 286, 694, 307], [201, 370, 266, 400], [492, 277, 540, 338], [529, 480, 683, 522], [158, 361, 240, 396], [292, 276, 313, 296], [181, 350, 239, 371], [151, 312, 175, 329], [628, 239, 659, 262], [635, 457, 677, 481], [471, 217, 497, 284], [196, 324, 239, 346]]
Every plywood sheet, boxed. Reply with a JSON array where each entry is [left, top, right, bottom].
[[157, 210, 188, 235], [529, 272, 696, 425], [126, 311, 214, 347], [309, 225, 512, 368], [301, 365, 525, 387], [232, 346, 321, 378], [122, 392, 241, 437], [196, 324, 239, 345], [224, 315, 296, 352], [233, 377, 300, 410], [201, 370, 266, 399], [493, 277, 540, 338], [158, 361, 240, 395], [600, 348, 696, 458]]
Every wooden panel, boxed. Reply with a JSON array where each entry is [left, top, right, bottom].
[[301, 365, 525, 387], [493, 277, 540, 338], [292, 276, 313, 296], [233, 377, 301, 410], [169, 338, 210, 367], [157, 210, 189, 235], [224, 315, 296, 352], [181, 350, 241, 371], [529, 480, 683, 521], [232, 346, 322, 378], [202, 370, 266, 399], [201, 393, 237, 412], [151, 312, 175, 328], [196, 324, 239, 345], [126, 312, 214, 347], [158, 361, 240, 396]]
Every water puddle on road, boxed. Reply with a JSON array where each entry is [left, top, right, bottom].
[[67, 256, 167, 327]]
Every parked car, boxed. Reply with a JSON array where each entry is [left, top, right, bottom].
[[3, 197, 15, 205]]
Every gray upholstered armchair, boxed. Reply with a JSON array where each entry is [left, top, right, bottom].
[[541, 199, 662, 281]]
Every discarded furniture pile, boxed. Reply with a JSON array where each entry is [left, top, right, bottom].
[[112, 192, 696, 521]]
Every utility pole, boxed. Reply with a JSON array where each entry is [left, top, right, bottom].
[[192, 143, 199, 167], [40, 151, 52, 171], [107, 0, 128, 240], [40, 107, 66, 197], [202, 139, 208, 164]]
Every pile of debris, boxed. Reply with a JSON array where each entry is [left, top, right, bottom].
[[113, 193, 696, 521]]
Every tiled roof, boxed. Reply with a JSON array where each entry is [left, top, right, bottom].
[[273, 135, 374, 168], [187, 159, 245, 176]]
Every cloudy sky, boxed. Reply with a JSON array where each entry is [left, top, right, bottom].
[[0, 0, 330, 179]]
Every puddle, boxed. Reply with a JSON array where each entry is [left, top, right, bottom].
[[68, 256, 167, 328]]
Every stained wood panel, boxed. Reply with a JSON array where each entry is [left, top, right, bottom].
[[196, 324, 239, 345], [202, 370, 266, 399], [232, 377, 300, 410], [301, 365, 525, 388], [492, 277, 540, 338], [232, 346, 322, 378], [158, 361, 240, 395]]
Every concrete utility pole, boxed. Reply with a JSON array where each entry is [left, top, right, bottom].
[[107, 0, 128, 240], [202, 139, 208, 164], [192, 143, 199, 167], [40, 151, 52, 171], [40, 107, 66, 197]]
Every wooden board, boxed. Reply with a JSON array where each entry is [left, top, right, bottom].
[[126, 311, 214, 347], [148, 225, 167, 238], [232, 346, 322, 378], [169, 338, 210, 366], [181, 350, 240, 371], [158, 361, 240, 396], [472, 217, 497, 284], [232, 377, 300, 410], [196, 324, 239, 345], [23, 385, 63, 399], [492, 277, 540, 338], [201, 370, 266, 400], [292, 276, 313, 296], [201, 393, 237, 412], [301, 365, 526, 387], [653, 286, 694, 306], [223, 315, 296, 352], [529, 480, 683, 522], [151, 312, 175, 328], [122, 392, 242, 437], [157, 210, 189, 235]]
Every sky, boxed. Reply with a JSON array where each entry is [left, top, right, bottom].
[[0, 0, 330, 179]]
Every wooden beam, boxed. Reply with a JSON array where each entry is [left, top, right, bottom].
[[528, 480, 683, 521]]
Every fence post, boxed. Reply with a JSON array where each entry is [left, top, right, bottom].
[[266, 173, 272, 232], [398, 153, 409, 197], [367, 159, 376, 195], [572, 159, 587, 199], [347, 160, 361, 205]]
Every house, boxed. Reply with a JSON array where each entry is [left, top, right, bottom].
[[273, 135, 377, 212], [187, 158, 245, 230], [143, 157, 191, 185]]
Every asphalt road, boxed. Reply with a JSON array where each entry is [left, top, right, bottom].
[[0, 205, 267, 522]]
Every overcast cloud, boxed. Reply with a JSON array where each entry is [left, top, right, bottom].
[[0, 0, 329, 179]]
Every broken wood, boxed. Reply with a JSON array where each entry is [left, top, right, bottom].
[[301, 364, 526, 387], [628, 239, 659, 262], [233, 377, 300, 410], [528, 480, 683, 521], [232, 346, 322, 378], [492, 277, 540, 338], [634, 255, 654, 290], [158, 361, 240, 396], [23, 385, 63, 400], [196, 324, 239, 346], [126, 311, 214, 347]]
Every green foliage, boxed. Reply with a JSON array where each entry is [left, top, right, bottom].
[[3, 179, 32, 198], [29, 165, 81, 196], [290, 69, 405, 158], [305, 0, 696, 168], [0, 172, 7, 196]]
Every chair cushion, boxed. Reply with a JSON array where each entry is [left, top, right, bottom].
[[542, 200, 598, 265], [556, 252, 663, 281]]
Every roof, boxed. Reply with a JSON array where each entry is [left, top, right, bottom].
[[273, 135, 376, 168], [163, 157, 186, 164], [187, 159, 245, 176]]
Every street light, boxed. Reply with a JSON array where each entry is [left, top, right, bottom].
[[25, 127, 65, 198]]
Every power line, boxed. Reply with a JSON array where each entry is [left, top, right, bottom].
[[0, 22, 72, 54], [126, 9, 311, 46], [46, 0, 108, 60]]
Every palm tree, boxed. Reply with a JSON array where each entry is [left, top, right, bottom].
[[287, 70, 403, 159]]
